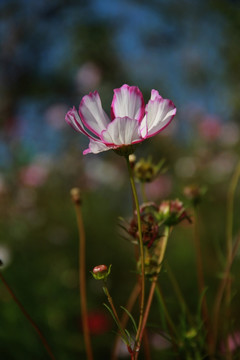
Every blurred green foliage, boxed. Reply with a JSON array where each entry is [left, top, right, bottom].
[[1, 0, 240, 359]]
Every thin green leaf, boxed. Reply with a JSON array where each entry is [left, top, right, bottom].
[[120, 306, 138, 333], [103, 303, 130, 346], [103, 303, 119, 328]]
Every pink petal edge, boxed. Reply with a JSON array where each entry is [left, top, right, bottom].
[[145, 99, 177, 138]]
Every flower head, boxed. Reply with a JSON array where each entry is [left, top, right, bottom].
[[91, 264, 111, 280], [158, 199, 191, 226], [65, 84, 176, 155]]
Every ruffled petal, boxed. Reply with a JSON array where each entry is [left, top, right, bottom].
[[111, 84, 145, 122], [79, 91, 110, 136], [65, 107, 97, 140], [101, 117, 143, 145], [83, 139, 114, 154], [145, 94, 176, 137], [150, 89, 162, 101]]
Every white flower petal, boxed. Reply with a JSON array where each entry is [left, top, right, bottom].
[[139, 115, 148, 138], [65, 107, 97, 140], [101, 117, 142, 145], [111, 84, 145, 121], [83, 139, 114, 154], [79, 91, 110, 136], [145, 97, 176, 137]]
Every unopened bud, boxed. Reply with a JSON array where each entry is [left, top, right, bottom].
[[158, 199, 191, 226], [129, 154, 136, 168], [91, 264, 112, 280], [183, 184, 206, 206], [70, 187, 81, 204]]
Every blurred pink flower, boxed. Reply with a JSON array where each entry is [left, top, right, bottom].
[[86, 311, 111, 335], [198, 115, 221, 141], [20, 164, 49, 187], [65, 84, 176, 154], [150, 333, 171, 350], [145, 175, 172, 200], [221, 332, 240, 354], [45, 103, 68, 129], [76, 62, 102, 92]]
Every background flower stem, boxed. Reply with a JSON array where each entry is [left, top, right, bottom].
[[71, 189, 94, 360], [0, 272, 56, 360]]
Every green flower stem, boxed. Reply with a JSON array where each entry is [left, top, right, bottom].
[[155, 284, 178, 340], [140, 182, 147, 202], [211, 234, 240, 355], [165, 261, 192, 322], [211, 160, 240, 356], [71, 189, 94, 360], [0, 272, 56, 360], [192, 206, 211, 349], [126, 156, 145, 354], [134, 227, 170, 360]]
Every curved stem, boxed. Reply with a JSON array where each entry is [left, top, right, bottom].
[[126, 156, 145, 354], [111, 282, 141, 360], [71, 189, 94, 360], [193, 206, 212, 351], [211, 161, 240, 356], [103, 285, 131, 348], [134, 227, 170, 360], [0, 272, 56, 360]]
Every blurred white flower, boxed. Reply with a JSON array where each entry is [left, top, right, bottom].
[[220, 122, 239, 147], [84, 158, 124, 188], [0, 174, 7, 194], [175, 157, 196, 178], [207, 151, 238, 181], [0, 245, 12, 269]]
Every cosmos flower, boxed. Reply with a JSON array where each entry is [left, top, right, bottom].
[[65, 84, 176, 155]]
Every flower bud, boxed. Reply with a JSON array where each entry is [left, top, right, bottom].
[[129, 154, 136, 168], [91, 264, 111, 280], [134, 157, 166, 183], [70, 187, 81, 204]]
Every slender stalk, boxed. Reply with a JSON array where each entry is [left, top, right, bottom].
[[71, 188, 94, 360], [111, 282, 141, 360], [211, 234, 240, 354], [134, 227, 170, 360], [103, 285, 132, 352], [193, 206, 211, 349], [126, 156, 145, 354], [0, 272, 56, 360], [165, 261, 192, 322], [225, 161, 240, 360], [140, 182, 147, 203], [155, 284, 178, 339], [142, 328, 151, 360]]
